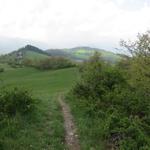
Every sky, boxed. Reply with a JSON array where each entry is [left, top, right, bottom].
[[0, 0, 150, 53]]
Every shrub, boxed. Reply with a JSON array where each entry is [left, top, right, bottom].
[[22, 59, 34, 67], [0, 68, 4, 73], [0, 88, 36, 117], [69, 52, 150, 149], [35, 57, 75, 70]]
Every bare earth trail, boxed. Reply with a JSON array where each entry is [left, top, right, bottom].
[[58, 95, 80, 150]]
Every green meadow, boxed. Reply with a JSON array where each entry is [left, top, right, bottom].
[[0, 66, 78, 95], [0, 64, 78, 150], [1, 32, 149, 150], [25, 51, 50, 61]]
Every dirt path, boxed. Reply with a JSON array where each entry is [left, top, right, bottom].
[[59, 95, 80, 150]]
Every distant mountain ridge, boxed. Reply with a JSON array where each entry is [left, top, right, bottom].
[[46, 46, 106, 52], [0, 45, 122, 63], [69, 46, 105, 51], [46, 46, 122, 63]]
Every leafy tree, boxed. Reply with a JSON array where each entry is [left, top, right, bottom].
[[120, 31, 150, 98]]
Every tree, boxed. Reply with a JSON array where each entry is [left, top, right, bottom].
[[120, 31, 150, 95], [120, 31, 150, 56]]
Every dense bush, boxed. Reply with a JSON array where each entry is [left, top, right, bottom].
[[69, 51, 150, 149], [0, 88, 38, 150], [0, 88, 36, 117], [22, 58, 34, 67], [35, 57, 75, 70], [73, 52, 127, 100], [0, 68, 4, 73]]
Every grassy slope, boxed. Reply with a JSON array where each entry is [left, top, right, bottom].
[[0, 50, 49, 63], [0, 67, 77, 95], [0, 65, 78, 150], [64, 48, 121, 62], [0, 47, 121, 64], [66, 94, 106, 150], [25, 51, 49, 61], [46, 47, 122, 63]]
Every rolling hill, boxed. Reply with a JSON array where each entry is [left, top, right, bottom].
[[46, 46, 122, 63], [0, 45, 50, 63], [0, 45, 122, 63], [0, 65, 78, 149]]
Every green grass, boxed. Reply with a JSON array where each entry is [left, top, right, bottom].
[[0, 63, 15, 71], [66, 94, 106, 150], [0, 47, 122, 64], [25, 51, 50, 61], [69, 48, 121, 63], [46, 48, 122, 62], [73, 49, 94, 54], [0, 65, 78, 150], [0, 50, 49, 64], [0, 67, 77, 94], [0, 96, 65, 150]]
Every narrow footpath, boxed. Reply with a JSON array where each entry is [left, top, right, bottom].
[[59, 96, 80, 150]]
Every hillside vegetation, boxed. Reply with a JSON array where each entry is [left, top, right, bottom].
[[0, 45, 121, 64], [0, 45, 50, 64], [0, 31, 149, 150], [0, 66, 78, 150], [46, 46, 122, 63], [66, 32, 150, 149]]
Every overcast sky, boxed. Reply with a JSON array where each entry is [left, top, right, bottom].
[[0, 0, 150, 53]]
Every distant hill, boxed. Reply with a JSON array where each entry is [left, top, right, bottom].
[[46, 46, 122, 63], [0, 45, 50, 63], [0, 45, 123, 64]]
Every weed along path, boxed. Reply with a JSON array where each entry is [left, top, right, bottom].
[[59, 95, 80, 150]]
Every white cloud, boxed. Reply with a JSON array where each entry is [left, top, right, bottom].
[[0, 0, 150, 51]]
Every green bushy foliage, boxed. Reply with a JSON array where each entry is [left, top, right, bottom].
[[0, 88, 39, 150], [22, 58, 34, 67], [0, 88, 36, 117], [0, 68, 4, 73], [69, 51, 150, 149], [35, 57, 75, 70], [73, 52, 127, 100]]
